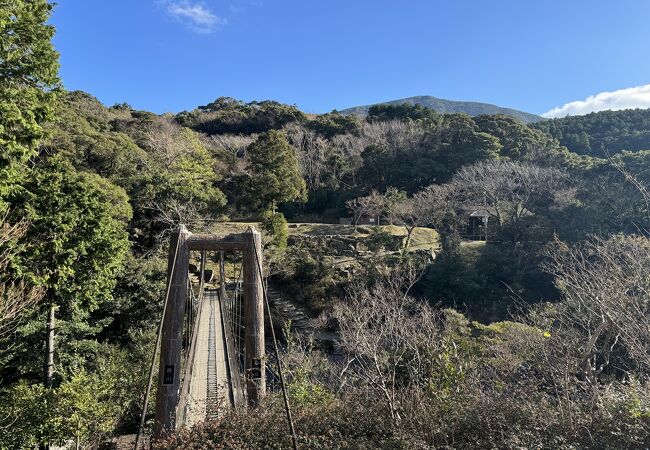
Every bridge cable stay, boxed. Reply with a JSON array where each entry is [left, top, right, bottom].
[[134, 235, 181, 450], [218, 251, 245, 406], [249, 228, 299, 450], [215, 250, 245, 408]]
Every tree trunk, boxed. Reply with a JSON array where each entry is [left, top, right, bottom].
[[44, 304, 56, 388], [404, 227, 414, 249]]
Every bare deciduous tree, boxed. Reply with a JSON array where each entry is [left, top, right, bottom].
[[390, 198, 420, 249], [405, 161, 570, 252], [415, 183, 462, 256], [207, 133, 256, 177], [345, 190, 385, 231], [284, 124, 330, 190], [453, 160, 569, 232], [208, 133, 256, 159], [0, 215, 44, 338], [334, 271, 440, 423], [140, 117, 198, 167], [359, 120, 425, 155], [545, 235, 650, 379]]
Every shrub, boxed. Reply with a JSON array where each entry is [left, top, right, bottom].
[[261, 209, 289, 249]]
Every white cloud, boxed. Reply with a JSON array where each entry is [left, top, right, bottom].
[[165, 1, 227, 33], [543, 84, 650, 118]]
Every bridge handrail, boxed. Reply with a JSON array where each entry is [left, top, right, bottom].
[[175, 286, 205, 427]]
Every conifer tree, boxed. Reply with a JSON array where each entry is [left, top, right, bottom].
[[0, 0, 60, 210]]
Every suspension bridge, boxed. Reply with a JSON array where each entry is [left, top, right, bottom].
[[134, 225, 300, 448]]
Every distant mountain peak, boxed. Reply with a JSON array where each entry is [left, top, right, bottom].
[[339, 96, 542, 123]]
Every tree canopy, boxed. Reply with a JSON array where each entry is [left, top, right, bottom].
[[241, 130, 307, 211], [532, 108, 650, 156], [0, 0, 60, 210], [4, 155, 131, 378]]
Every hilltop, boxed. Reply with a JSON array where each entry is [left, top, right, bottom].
[[339, 95, 543, 123]]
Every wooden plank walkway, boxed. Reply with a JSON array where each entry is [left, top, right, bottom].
[[181, 290, 232, 428]]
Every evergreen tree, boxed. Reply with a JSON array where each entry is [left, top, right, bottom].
[[3, 156, 131, 379], [0, 0, 60, 210], [242, 130, 306, 211]]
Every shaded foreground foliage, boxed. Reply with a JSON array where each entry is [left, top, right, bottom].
[[156, 251, 650, 449], [159, 236, 650, 448], [159, 383, 650, 449]]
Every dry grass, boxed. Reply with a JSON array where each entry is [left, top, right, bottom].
[[459, 240, 487, 263], [204, 222, 440, 251]]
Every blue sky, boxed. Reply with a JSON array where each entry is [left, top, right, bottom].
[[50, 0, 650, 116]]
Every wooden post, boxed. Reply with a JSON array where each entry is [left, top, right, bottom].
[[242, 229, 266, 405], [219, 251, 226, 312], [198, 250, 206, 296], [153, 225, 191, 440]]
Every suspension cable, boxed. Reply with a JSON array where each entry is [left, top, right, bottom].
[[249, 228, 299, 450], [134, 234, 182, 450], [176, 279, 205, 425]]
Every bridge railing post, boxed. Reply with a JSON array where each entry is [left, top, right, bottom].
[[242, 228, 266, 405], [153, 225, 191, 440]]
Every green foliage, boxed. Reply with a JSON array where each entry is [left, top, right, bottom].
[[342, 95, 542, 123], [0, 0, 60, 210], [286, 367, 334, 407], [367, 103, 441, 123], [428, 113, 502, 181], [176, 97, 306, 135], [241, 130, 307, 211], [0, 381, 51, 448], [46, 91, 227, 247], [89, 336, 157, 433], [0, 335, 153, 447], [356, 113, 501, 193], [474, 114, 565, 160], [97, 254, 167, 344], [0, 373, 116, 448], [532, 108, 650, 156], [53, 371, 118, 446], [47, 91, 147, 188], [4, 155, 131, 377], [365, 228, 400, 252], [418, 240, 557, 323], [17, 156, 131, 311], [561, 150, 650, 237], [260, 209, 288, 249], [382, 187, 407, 221], [273, 245, 338, 313], [306, 111, 362, 137]]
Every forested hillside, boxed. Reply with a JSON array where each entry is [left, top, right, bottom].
[[2, 2, 650, 448], [532, 108, 650, 156], [339, 95, 543, 123]]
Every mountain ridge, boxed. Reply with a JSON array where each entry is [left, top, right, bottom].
[[339, 95, 543, 124]]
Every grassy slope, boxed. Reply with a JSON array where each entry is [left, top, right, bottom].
[[209, 222, 440, 251]]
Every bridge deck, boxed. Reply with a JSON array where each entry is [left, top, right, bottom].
[[181, 290, 232, 427]]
